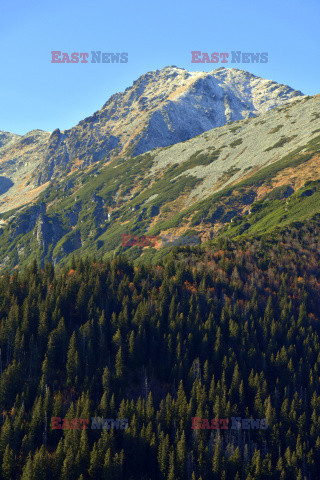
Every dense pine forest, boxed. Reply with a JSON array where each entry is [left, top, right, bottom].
[[1, 219, 320, 479]]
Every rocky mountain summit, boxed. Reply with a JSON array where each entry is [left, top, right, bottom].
[[0, 67, 303, 211], [37, 66, 303, 182]]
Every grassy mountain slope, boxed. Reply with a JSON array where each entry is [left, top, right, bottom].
[[0, 94, 319, 270]]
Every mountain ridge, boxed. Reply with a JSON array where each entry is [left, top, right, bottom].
[[0, 91, 318, 270], [0, 66, 304, 212]]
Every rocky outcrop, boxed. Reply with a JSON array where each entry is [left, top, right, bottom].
[[0, 131, 21, 149]]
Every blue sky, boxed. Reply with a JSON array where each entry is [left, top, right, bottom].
[[1, 0, 319, 135]]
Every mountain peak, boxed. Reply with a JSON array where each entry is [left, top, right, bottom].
[[0, 66, 305, 191]]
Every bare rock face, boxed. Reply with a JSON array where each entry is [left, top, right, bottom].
[[129, 67, 303, 155], [0, 131, 21, 149], [0, 130, 51, 212], [0, 66, 304, 208]]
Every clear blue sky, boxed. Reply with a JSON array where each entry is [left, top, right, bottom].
[[1, 0, 319, 135]]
